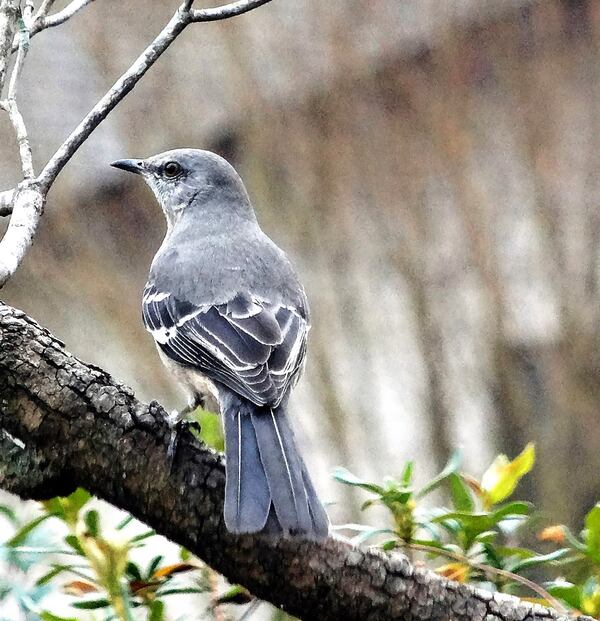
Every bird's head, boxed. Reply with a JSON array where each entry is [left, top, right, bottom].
[[111, 148, 254, 228]]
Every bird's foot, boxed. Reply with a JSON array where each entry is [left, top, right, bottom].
[[165, 406, 202, 473]]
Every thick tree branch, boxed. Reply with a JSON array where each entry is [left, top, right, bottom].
[[0, 302, 591, 621]]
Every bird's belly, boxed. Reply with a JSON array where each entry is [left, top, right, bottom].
[[157, 347, 220, 413]]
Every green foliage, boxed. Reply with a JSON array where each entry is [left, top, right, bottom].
[[0, 485, 254, 620], [335, 443, 600, 617], [193, 408, 225, 453]]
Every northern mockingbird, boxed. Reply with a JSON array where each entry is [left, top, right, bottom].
[[111, 149, 329, 539]]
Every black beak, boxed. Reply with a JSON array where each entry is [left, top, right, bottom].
[[110, 158, 145, 174]]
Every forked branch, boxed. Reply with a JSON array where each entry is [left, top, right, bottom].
[[0, 0, 274, 287]]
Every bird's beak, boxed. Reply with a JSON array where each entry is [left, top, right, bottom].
[[110, 158, 145, 175]]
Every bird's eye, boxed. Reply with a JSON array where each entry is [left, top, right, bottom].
[[163, 161, 182, 178]]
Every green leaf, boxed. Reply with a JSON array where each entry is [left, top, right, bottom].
[[130, 530, 155, 543], [400, 461, 414, 487], [481, 443, 535, 506], [149, 600, 165, 621], [116, 515, 134, 531], [64, 534, 84, 556], [71, 598, 111, 609], [508, 549, 571, 574], [157, 587, 208, 596], [44, 488, 91, 525], [585, 504, 600, 561], [562, 525, 588, 553], [126, 561, 142, 581], [195, 409, 224, 452], [332, 468, 385, 495], [40, 612, 78, 621], [481, 543, 502, 569], [431, 503, 530, 548], [35, 565, 73, 586], [581, 576, 600, 616], [179, 547, 191, 562], [473, 531, 497, 544], [491, 501, 532, 523], [545, 580, 582, 610], [417, 450, 462, 499], [449, 474, 475, 512], [335, 523, 396, 544], [6, 512, 55, 547], [379, 487, 413, 507], [213, 584, 253, 606], [0, 505, 17, 524], [146, 555, 164, 580], [84, 510, 100, 537]]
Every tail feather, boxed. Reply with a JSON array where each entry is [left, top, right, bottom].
[[273, 409, 330, 539], [221, 391, 329, 539], [223, 407, 270, 533], [250, 408, 311, 534], [301, 461, 330, 539]]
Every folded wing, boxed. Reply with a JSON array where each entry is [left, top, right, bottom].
[[142, 286, 308, 407]]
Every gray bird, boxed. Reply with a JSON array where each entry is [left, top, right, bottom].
[[111, 148, 329, 539]]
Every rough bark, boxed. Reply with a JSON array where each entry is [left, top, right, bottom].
[[0, 302, 590, 621]]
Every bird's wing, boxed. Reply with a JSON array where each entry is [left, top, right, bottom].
[[142, 284, 308, 407]]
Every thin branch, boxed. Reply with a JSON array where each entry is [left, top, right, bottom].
[[0, 3, 36, 284], [37, 0, 94, 29], [37, 0, 275, 191], [10, 0, 95, 52], [36, 2, 190, 192], [0, 0, 19, 95], [33, 0, 57, 22], [190, 0, 274, 22], [0, 0, 275, 289], [2, 0, 35, 179]]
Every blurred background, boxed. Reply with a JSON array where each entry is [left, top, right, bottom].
[[2, 0, 600, 616]]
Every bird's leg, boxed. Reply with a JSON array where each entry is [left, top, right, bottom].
[[166, 394, 204, 472]]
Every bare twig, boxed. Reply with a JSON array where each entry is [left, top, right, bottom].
[[0, 0, 19, 94], [37, 2, 190, 192], [11, 0, 95, 52], [0, 0, 274, 288], [38, 0, 92, 28], [38, 0, 274, 191], [2, 0, 35, 179], [33, 0, 57, 22], [190, 0, 274, 21]]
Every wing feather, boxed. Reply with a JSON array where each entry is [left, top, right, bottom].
[[142, 286, 308, 406]]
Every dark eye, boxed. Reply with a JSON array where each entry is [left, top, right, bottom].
[[163, 161, 182, 178]]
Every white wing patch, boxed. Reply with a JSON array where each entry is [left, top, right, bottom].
[[143, 290, 171, 303]]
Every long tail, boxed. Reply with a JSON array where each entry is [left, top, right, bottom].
[[221, 392, 329, 539]]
